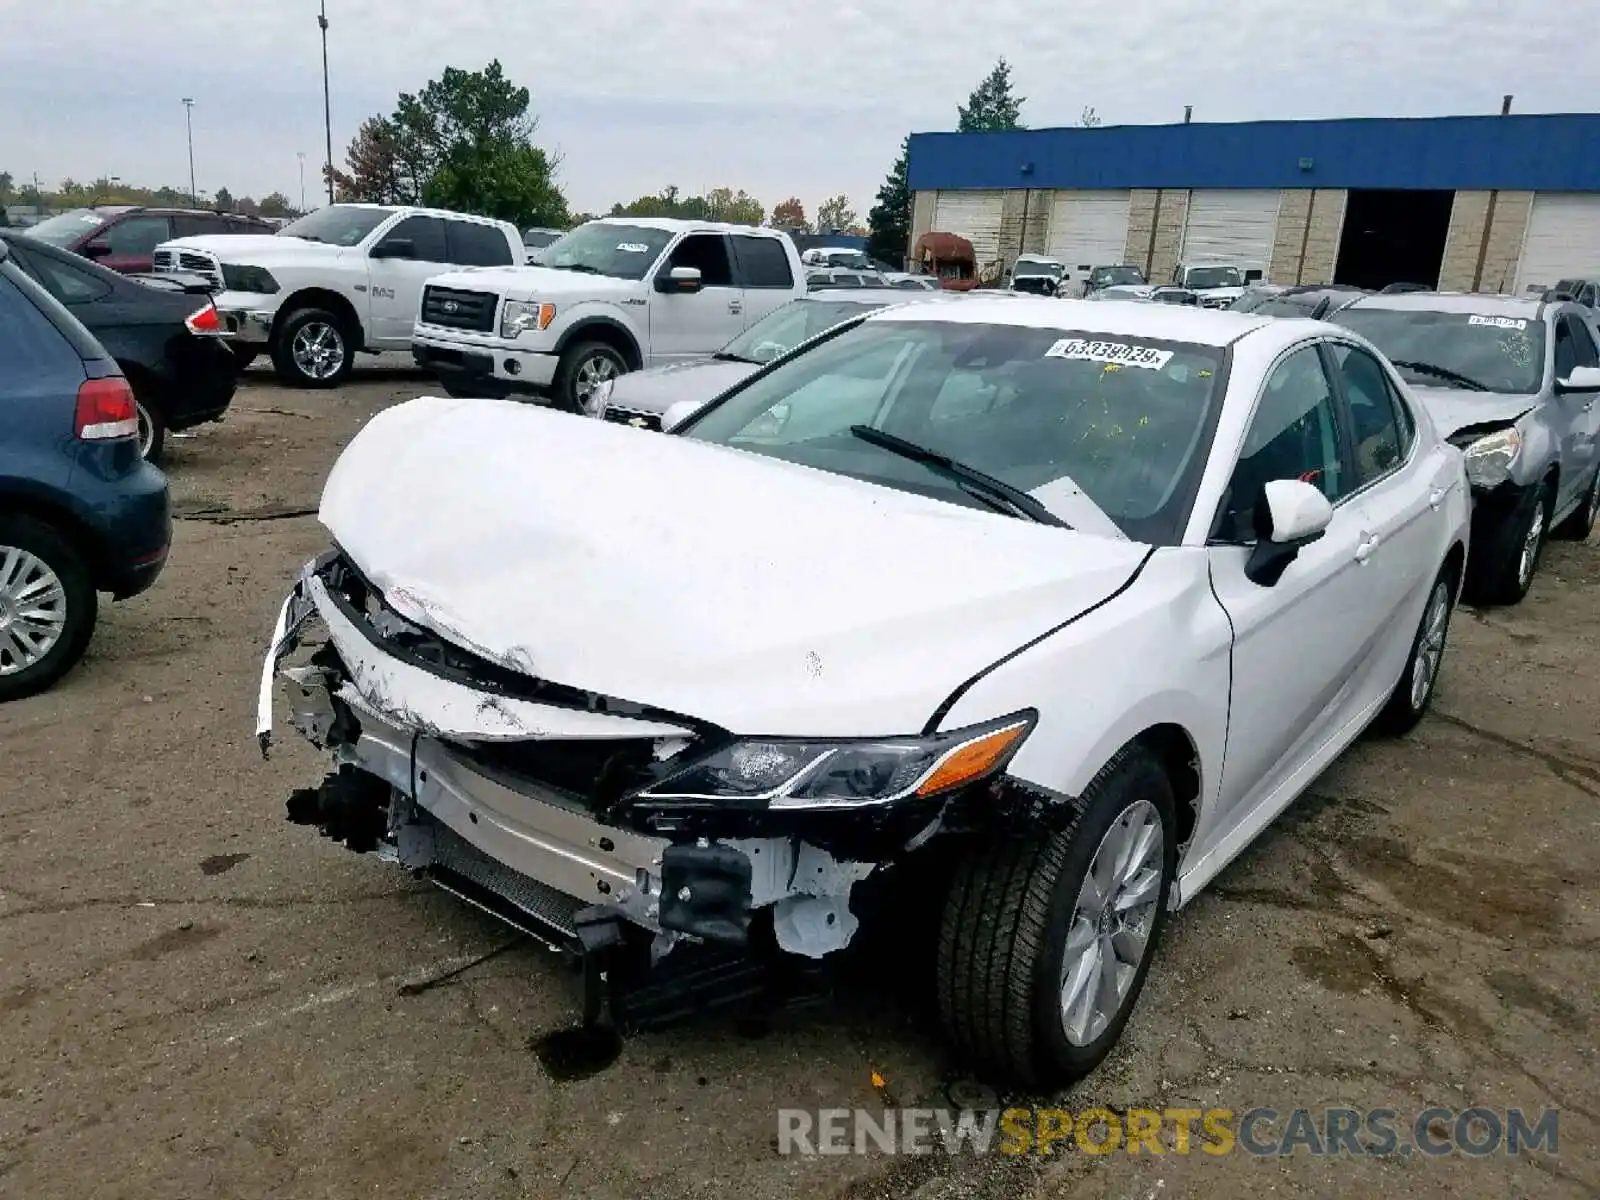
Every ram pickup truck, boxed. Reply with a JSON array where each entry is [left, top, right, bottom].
[[411, 218, 807, 411], [152, 204, 523, 388]]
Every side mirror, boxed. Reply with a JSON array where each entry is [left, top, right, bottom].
[[656, 266, 703, 294], [661, 397, 709, 433], [1555, 365, 1600, 393], [83, 239, 112, 258], [370, 237, 415, 260], [1244, 479, 1333, 587]]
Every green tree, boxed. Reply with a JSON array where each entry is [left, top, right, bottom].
[[213, 186, 234, 212], [610, 185, 762, 224], [866, 137, 911, 265], [815, 194, 857, 233], [703, 187, 764, 225], [957, 58, 1026, 132], [258, 192, 293, 218], [330, 115, 412, 204], [0, 171, 12, 204]]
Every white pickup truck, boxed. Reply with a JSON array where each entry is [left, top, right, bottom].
[[411, 217, 808, 411], [152, 203, 523, 388]]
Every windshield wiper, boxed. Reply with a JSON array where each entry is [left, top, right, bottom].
[[548, 262, 601, 274], [1390, 360, 1491, 392], [848, 425, 1069, 527], [712, 351, 759, 364]]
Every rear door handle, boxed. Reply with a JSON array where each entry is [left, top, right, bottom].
[[1428, 487, 1447, 510], [1354, 532, 1381, 563]]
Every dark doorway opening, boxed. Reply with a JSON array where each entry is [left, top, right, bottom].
[[1333, 189, 1455, 291]]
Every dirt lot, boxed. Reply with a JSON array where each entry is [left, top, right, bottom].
[[2, 363, 1597, 1199]]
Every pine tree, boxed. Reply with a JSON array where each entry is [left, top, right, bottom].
[[866, 137, 911, 266], [957, 58, 1026, 133]]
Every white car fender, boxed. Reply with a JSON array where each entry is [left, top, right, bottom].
[[546, 296, 648, 358]]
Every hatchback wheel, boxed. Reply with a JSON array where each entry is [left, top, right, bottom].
[[937, 747, 1176, 1086], [0, 515, 98, 703], [1373, 565, 1456, 735]]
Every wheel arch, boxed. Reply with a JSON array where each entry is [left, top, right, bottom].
[[0, 485, 112, 590], [553, 317, 643, 371], [271, 288, 366, 350]]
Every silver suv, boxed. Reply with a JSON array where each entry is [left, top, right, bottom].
[[1335, 292, 1600, 604]]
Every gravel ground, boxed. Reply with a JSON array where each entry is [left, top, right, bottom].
[[2, 361, 1596, 1199]]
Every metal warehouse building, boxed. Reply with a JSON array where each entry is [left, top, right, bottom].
[[905, 113, 1600, 294]]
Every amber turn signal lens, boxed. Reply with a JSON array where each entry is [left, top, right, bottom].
[[915, 720, 1031, 797]]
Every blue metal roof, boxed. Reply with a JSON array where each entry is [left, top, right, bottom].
[[908, 114, 1600, 193]]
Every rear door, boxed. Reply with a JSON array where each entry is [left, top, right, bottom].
[[730, 234, 796, 329], [444, 219, 517, 270], [367, 215, 450, 344]]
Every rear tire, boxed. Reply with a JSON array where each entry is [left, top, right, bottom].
[[1553, 469, 1599, 541], [0, 515, 98, 703], [1463, 482, 1551, 607], [272, 308, 354, 390], [936, 747, 1176, 1087], [134, 393, 167, 465], [1372, 564, 1457, 736], [553, 341, 627, 414]]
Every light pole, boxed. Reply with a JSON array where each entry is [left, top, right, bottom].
[[319, 1, 334, 205], [298, 152, 307, 212], [182, 97, 197, 206]]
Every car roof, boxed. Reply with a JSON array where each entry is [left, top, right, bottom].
[[588, 215, 781, 236], [1345, 291, 1546, 317], [864, 296, 1275, 346]]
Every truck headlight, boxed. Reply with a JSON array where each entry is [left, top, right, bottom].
[[501, 300, 556, 339], [636, 713, 1035, 810], [1458, 427, 1521, 488], [220, 264, 279, 294]]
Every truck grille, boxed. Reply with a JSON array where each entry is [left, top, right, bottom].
[[421, 286, 497, 333], [152, 248, 222, 290]]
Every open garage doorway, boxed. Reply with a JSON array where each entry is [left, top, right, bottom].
[[1334, 189, 1455, 291]]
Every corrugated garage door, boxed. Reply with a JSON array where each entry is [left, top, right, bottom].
[[1046, 191, 1132, 275], [1180, 190, 1282, 277], [1514, 193, 1600, 294], [932, 190, 1005, 267]]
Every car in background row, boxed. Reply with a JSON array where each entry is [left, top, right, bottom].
[[1, 232, 236, 464], [805, 266, 889, 290], [522, 227, 564, 263], [1007, 253, 1067, 296], [1333, 292, 1600, 604], [1229, 284, 1369, 320], [23, 206, 274, 276], [590, 290, 915, 429], [1545, 278, 1599, 310], [881, 273, 940, 291], [156, 203, 524, 388], [1083, 265, 1149, 297], [0, 238, 170, 702], [1171, 262, 1256, 308]]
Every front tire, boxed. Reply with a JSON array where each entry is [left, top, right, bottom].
[[272, 308, 353, 389], [1463, 482, 1551, 607], [0, 516, 98, 703], [1372, 564, 1457, 736], [553, 341, 626, 414], [937, 747, 1176, 1087]]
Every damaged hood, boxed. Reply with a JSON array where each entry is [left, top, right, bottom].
[[601, 358, 759, 417], [1409, 386, 1538, 438], [319, 398, 1151, 736]]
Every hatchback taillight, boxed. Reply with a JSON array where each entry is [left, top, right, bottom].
[[185, 302, 223, 336], [75, 377, 139, 441]]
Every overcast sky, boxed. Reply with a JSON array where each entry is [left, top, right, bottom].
[[0, 1, 1590, 220]]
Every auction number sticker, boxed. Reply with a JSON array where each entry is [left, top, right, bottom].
[[616, 242, 651, 253], [1045, 338, 1173, 370], [1468, 315, 1527, 330]]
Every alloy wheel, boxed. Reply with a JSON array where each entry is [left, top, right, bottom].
[[1517, 503, 1546, 588], [291, 321, 346, 381], [0, 546, 68, 675], [135, 400, 155, 459], [1059, 799, 1164, 1046], [574, 354, 619, 407], [1409, 578, 1452, 710]]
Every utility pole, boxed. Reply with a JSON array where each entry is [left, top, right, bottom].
[[298, 152, 307, 212], [319, 1, 334, 205], [182, 97, 197, 205]]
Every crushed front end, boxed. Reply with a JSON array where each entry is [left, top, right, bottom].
[[258, 552, 1035, 1023]]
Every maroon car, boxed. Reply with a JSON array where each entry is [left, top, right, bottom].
[[21, 206, 274, 275]]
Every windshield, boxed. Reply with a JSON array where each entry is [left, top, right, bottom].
[[523, 230, 561, 248], [682, 320, 1225, 543], [539, 222, 673, 280], [1013, 260, 1064, 278], [278, 205, 395, 246], [820, 250, 870, 269], [22, 209, 110, 247], [1332, 308, 1544, 394], [1184, 266, 1243, 289], [719, 297, 891, 364], [1092, 267, 1145, 287]]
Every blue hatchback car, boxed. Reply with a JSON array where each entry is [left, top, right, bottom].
[[0, 237, 170, 701]]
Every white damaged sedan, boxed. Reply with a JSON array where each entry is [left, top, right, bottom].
[[259, 298, 1470, 1085]]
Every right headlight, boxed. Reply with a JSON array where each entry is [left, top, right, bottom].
[[220, 264, 279, 294], [500, 299, 556, 339], [1456, 427, 1522, 488]]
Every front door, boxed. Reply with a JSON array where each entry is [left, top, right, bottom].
[[1204, 343, 1379, 835], [367, 215, 450, 345], [1554, 315, 1600, 505], [648, 234, 745, 364]]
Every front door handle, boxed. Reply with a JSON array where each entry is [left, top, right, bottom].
[[1428, 487, 1447, 510], [1354, 532, 1381, 563]]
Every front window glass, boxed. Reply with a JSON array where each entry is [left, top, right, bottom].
[[1332, 307, 1543, 394], [21, 209, 108, 247], [539, 222, 673, 280], [719, 298, 887, 364], [1184, 266, 1243, 289], [278, 205, 396, 246], [682, 320, 1226, 543]]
